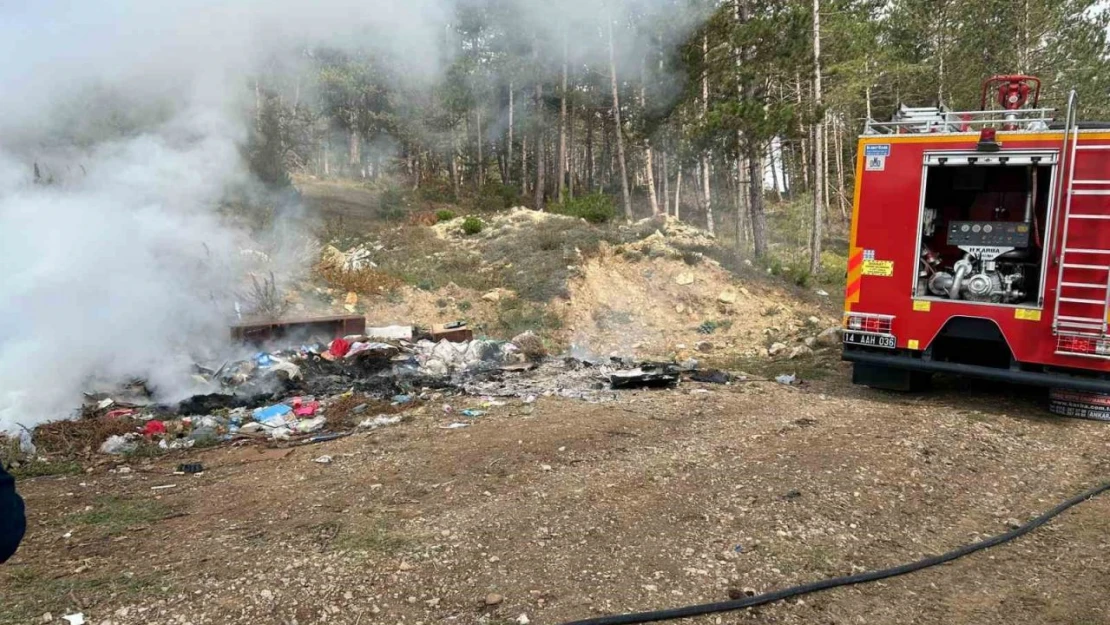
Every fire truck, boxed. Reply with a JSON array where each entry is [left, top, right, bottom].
[[842, 75, 1110, 418]]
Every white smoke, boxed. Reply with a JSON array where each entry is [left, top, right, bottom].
[[0, 0, 450, 431], [0, 0, 703, 431]]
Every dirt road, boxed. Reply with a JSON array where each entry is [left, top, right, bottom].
[[5, 367, 1110, 625]]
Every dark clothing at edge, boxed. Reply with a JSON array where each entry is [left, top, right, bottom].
[[0, 463, 25, 563]]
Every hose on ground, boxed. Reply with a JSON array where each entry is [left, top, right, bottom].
[[561, 480, 1110, 625]]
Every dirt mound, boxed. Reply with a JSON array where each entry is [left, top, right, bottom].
[[431, 206, 579, 241], [564, 246, 835, 361]]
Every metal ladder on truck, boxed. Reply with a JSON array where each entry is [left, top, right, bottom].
[[1053, 90, 1110, 337]]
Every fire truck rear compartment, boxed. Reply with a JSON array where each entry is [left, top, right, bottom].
[[916, 162, 1053, 307]]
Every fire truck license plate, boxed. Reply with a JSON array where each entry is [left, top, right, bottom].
[[843, 332, 896, 349]]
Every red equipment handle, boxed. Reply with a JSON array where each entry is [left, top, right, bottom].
[[980, 75, 1041, 110]]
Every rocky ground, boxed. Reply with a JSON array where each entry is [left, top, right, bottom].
[[6, 183, 1109, 625], [5, 367, 1110, 625]]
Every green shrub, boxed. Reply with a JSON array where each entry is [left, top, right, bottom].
[[435, 209, 457, 223], [378, 186, 406, 220], [462, 216, 484, 235], [550, 192, 617, 224]]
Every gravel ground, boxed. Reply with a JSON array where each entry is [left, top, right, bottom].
[[5, 365, 1110, 625]]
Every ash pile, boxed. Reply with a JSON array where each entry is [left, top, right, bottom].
[[72, 317, 732, 456]]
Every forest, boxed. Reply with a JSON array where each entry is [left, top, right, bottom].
[[247, 0, 1110, 276]]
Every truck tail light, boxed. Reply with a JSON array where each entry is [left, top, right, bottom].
[[1057, 335, 1110, 357], [844, 313, 893, 335]]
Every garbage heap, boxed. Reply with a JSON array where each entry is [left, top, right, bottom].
[[75, 325, 732, 456]]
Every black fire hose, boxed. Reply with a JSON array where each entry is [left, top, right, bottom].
[[562, 480, 1110, 625]]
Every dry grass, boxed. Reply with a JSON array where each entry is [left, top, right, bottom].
[[32, 416, 136, 457], [314, 264, 404, 295]]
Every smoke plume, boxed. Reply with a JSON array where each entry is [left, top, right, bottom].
[[0, 0, 702, 431]]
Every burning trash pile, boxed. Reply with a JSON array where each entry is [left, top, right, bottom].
[[14, 317, 736, 459]]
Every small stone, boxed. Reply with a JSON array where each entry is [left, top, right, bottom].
[[807, 316, 821, 326], [259, 589, 274, 601], [489, 555, 501, 563], [739, 287, 751, 296], [768, 342, 788, 357], [343, 592, 353, 600], [717, 289, 738, 304], [425, 598, 440, 607], [540, 464, 553, 472], [516, 615, 530, 625], [1005, 517, 1023, 529], [804, 337, 816, 348], [675, 303, 685, 314], [788, 345, 813, 359], [483, 289, 502, 302], [695, 341, 713, 353], [485, 593, 504, 606], [42, 614, 53, 624], [642, 584, 658, 592], [815, 327, 842, 348], [716, 550, 738, 562], [675, 272, 695, 286], [345, 292, 358, 306], [399, 561, 416, 571], [407, 596, 418, 604]]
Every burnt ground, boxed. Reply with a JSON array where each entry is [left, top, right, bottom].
[[5, 363, 1110, 625]]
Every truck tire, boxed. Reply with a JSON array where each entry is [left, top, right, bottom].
[[852, 362, 932, 392]]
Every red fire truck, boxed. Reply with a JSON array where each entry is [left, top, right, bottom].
[[842, 75, 1110, 417]]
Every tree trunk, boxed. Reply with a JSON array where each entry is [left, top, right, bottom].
[[834, 115, 847, 219], [700, 33, 714, 235], [662, 151, 670, 216], [809, 0, 824, 275], [508, 82, 514, 187], [586, 114, 595, 192], [534, 83, 546, 210], [748, 148, 768, 259], [736, 156, 748, 248], [451, 135, 461, 198], [795, 72, 809, 192], [568, 103, 576, 199], [640, 71, 659, 216], [476, 107, 484, 187], [558, 33, 569, 204], [608, 18, 632, 219], [674, 167, 683, 220], [348, 129, 360, 175]]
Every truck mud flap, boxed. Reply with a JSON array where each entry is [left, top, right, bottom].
[[843, 350, 1110, 394]]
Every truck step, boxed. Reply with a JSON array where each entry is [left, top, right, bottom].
[[1059, 297, 1108, 305], [1067, 213, 1110, 219], [1072, 190, 1110, 197], [1075, 145, 1110, 151], [1063, 263, 1110, 270], [1073, 180, 1110, 185], [1062, 248, 1110, 255]]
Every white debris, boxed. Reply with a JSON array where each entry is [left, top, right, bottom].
[[359, 415, 402, 429], [313, 455, 333, 464]]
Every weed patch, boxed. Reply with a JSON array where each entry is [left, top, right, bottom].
[[68, 496, 174, 535]]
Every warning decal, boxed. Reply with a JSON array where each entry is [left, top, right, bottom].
[[913, 300, 931, 312], [1015, 308, 1042, 321], [861, 259, 894, 277], [864, 144, 889, 172]]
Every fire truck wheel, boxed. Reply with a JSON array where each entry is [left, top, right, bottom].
[[1048, 388, 1110, 422], [852, 363, 932, 392]]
